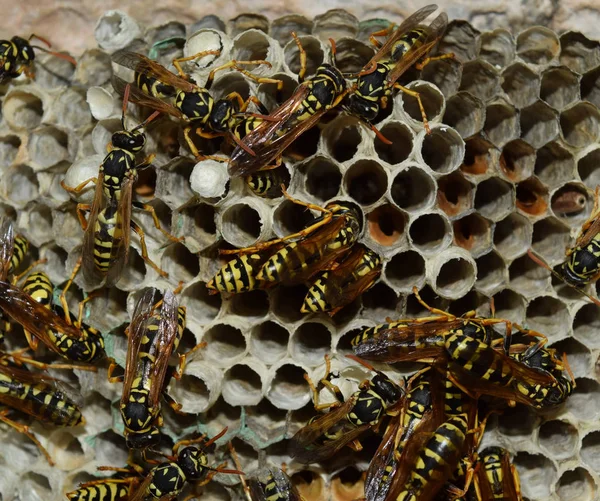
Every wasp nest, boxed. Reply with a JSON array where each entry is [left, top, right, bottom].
[[0, 8, 600, 501]]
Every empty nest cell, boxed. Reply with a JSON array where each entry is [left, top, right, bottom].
[[391, 165, 437, 213], [344, 160, 388, 205], [459, 59, 500, 101], [374, 122, 414, 165], [541, 66, 580, 111], [384, 249, 426, 292], [501, 63, 540, 109], [560, 102, 600, 149], [418, 126, 465, 175], [484, 99, 519, 147], [367, 204, 406, 247], [516, 26, 560, 65], [453, 213, 492, 258], [436, 171, 474, 218], [478, 28, 515, 68], [520, 100, 560, 148], [499, 139, 536, 183]]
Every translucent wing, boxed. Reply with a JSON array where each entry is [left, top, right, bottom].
[[361, 4, 439, 74], [112, 74, 184, 119], [364, 416, 403, 501], [112, 50, 196, 93], [121, 288, 160, 407], [0, 217, 15, 280], [0, 282, 86, 348], [385, 12, 448, 85]]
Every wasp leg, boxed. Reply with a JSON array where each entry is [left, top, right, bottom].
[[107, 360, 124, 383], [411, 286, 456, 319], [204, 59, 277, 91], [173, 427, 228, 455], [129, 220, 169, 278], [75, 204, 91, 232], [172, 50, 222, 79], [131, 201, 182, 243], [163, 392, 184, 414], [238, 94, 269, 114], [368, 24, 396, 49], [0, 410, 54, 465], [60, 177, 98, 195], [415, 52, 455, 71], [7, 349, 97, 372], [290, 32, 307, 83], [173, 341, 207, 380], [183, 126, 229, 162], [229, 442, 252, 501], [394, 83, 432, 134], [58, 256, 82, 326]]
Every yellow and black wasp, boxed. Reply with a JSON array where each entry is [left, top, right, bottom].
[[246, 467, 304, 501], [110, 287, 190, 450], [0, 350, 84, 465], [344, 4, 452, 133], [245, 165, 291, 198], [528, 186, 600, 306], [0, 219, 105, 366], [0, 34, 76, 84], [301, 244, 382, 316], [471, 446, 522, 501], [208, 192, 362, 296], [111, 49, 280, 161], [289, 354, 404, 463], [228, 34, 349, 177], [66, 465, 139, 501], [61, 85, 177, 289]]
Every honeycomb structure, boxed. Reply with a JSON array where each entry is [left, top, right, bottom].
[[0, 8, 600, 501]]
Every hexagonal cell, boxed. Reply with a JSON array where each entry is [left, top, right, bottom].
[[284, 35, 324, 78], [578, 147, 600, 190], [499, 139, 535, 182], [459, 59, 500, 101], [494, 213, 533, 261], [432, 251, 477, 300], [398, 81, 445, 128], [258, 72, 298, 109], [526, 295, 570, 343], [513, 452, 556, 500], [460, 136, 495, 177], [220, 201, 264, 248], [419, 126, 465, 175], [272, 198, 315, 238], [557, 468, 597, 501], [313, 9, 358, 40], [484, 99, 519, 148], [181, 281, 221, 324], [478, 28, 515, 68], [535, 141, 576, 188], [453, 213, 492, 258], [408, 212, 452, 254], [222, 363, 264, 407], [0, 135, 21, 167], [438, 20, 480, 63], [344, 160, 388, 206], [228, 13, 269, 35], [560, 31, 600, 74], [361, 281, 400, 321], [493, 288, 527, 324], [531, 216, 570, 263], [541, 66, 580, 111], [573, 303, 600, 350], [474, 177, 514, 222], [567, 378, 600, 421], [230, 29, 277, 74], [551, 183, 591, 227], [509, 253, 551, 297], [520, 100, 560, 149], [323, 115, 362, 163], [249, 321, 289, 365], [516, 177, 549, 218], [385, 249, 426, 293], [161, 242, 200, 283], [367, 204, 407, 247], [560, 102, 600, 149], [552, 337, 592, 379], [27, 126, 70, 171], [290, 322, 333, 367], [3, 89, 45, 131], [391, 165, 437, 213], [581, 430, 600, 473], [266, 362, 310, 410], [443, 91, 485, 139], [332, 38, 374, 75], [374, 122, 414, 165], [517, 26, 560, 65], [300, 156, 342, 202], [539, 420, 580, 460], [581, 65, 600, 109], [271, 283, 309, 324], [202, 323, 248, 367], [475, 250, 507, 295], [271, 14, 312, 45], [229, 289, 270, 318], [0, 164, 39, 209], [420, 56, 463, 98], [436, 172, 474, 218], [501, 62, 540, 109]]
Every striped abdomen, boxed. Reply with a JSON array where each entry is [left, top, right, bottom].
[[8, 235, 29, 276], [396, 414, 468, 500], [135, 68, 175, 98], [207, 252, 273, 293], [93, 205, 123, 274], [21, 272, 53, 306], [67, 481, 130, 501]]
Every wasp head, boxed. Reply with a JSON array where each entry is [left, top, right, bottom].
[[12, 36, 35, 62], [178, 446, 209, 481]]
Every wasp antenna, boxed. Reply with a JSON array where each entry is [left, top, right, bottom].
[[29, 34, 52, 47], [369, 122, 392, 144], [30, 45, 77, 66], [203, 426, 229, 448], [135, 110, 162, 131], [562, 353, 576, 387], [121, 83, 131, 130]]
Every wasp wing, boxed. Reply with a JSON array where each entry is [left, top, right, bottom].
[[0, 217, 15, 280], [112, 74, 184, 119], [121, 288, 160, 407], [360, 4, 439, 74], [385, 11, 448, 86], [228, 84, 312, 177]]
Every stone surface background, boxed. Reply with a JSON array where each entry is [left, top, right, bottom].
[[2, 0, 599, 56]]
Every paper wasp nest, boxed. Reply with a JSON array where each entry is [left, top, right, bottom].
[[1, 8, 600, 501]]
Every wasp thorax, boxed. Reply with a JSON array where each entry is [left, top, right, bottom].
[[125, 427, 160, 449], [346, 93, 379, 121], [122, 398, 152, 430], [175, 89, 213, 122], [371, 374, 403, 403], [112, 130, 146, 152], [149, 463, 185, 498], [317, 63, 347, 92]]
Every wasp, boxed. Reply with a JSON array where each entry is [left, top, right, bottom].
[[471, 446, 522, 501], [0, 350, 84, 465], [528, 186, 600, 307], [289, 354, 404, 463], [110, 287, 191, 449], [111, 49, 280, 161], [245, 165, 290, 198], [345, 4, 452, 133], [0, 220, 104, 367], [208, 192, 362, 295], [61, 86, 178, 288], [245, 468, 304, 501], [228, 33, 349, 177], [301, 244, 382, 316], [0, 34, 76, 84], [66, 468, 138, 501]]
